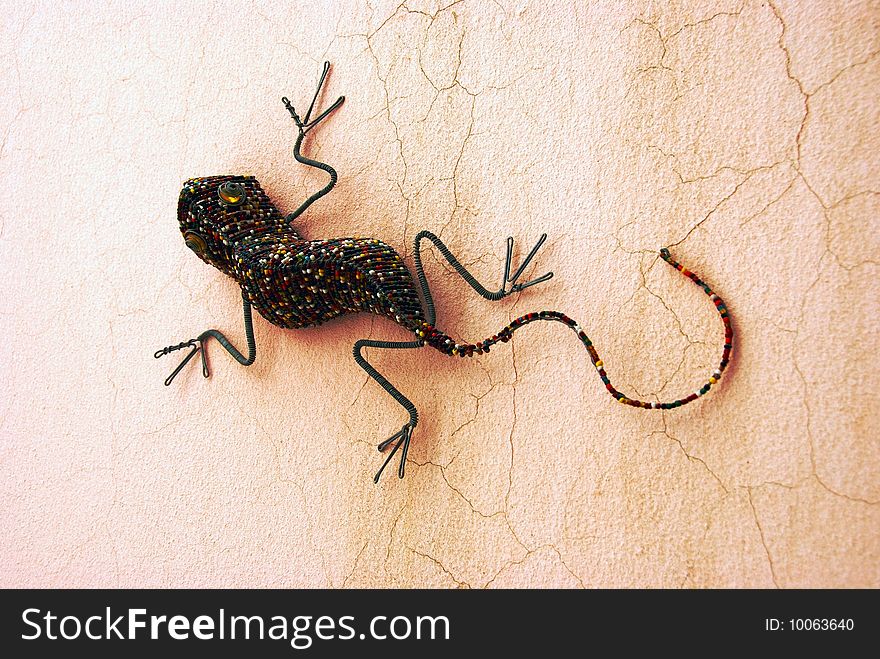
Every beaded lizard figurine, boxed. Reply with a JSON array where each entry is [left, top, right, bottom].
[[156, 62, 734, 483]]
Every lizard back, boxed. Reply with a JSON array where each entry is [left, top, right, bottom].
[[179, 175, 426, 331]]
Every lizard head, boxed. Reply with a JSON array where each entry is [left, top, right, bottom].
[[177, 175, 289, 279]]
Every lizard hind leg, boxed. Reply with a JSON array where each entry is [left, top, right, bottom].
[[374, 423, 414, 483], [352, 338, 423, 482], [413, 230, 553, 326]]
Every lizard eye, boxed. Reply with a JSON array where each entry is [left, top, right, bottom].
[[184, 231, 208, 254], [218, 181, 246, 206]]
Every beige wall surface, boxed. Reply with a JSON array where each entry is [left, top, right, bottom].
[[1, 0, 878, 588]]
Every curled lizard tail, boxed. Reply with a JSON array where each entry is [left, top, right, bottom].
[[414, 248, 733, 410]]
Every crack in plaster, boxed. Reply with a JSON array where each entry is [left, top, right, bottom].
[[408, 546, 472, 588], [746, 486, 781, 588], [655, 417, 728, 493]]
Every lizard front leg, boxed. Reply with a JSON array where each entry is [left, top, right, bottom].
[[282, 61, 345, 224], [155, 290, 257, 386]]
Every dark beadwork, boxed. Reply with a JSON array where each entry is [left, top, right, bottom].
[[157, 62, 734, 482]]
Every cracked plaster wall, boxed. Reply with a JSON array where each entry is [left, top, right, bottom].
[[1, 0, 878, 588]]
